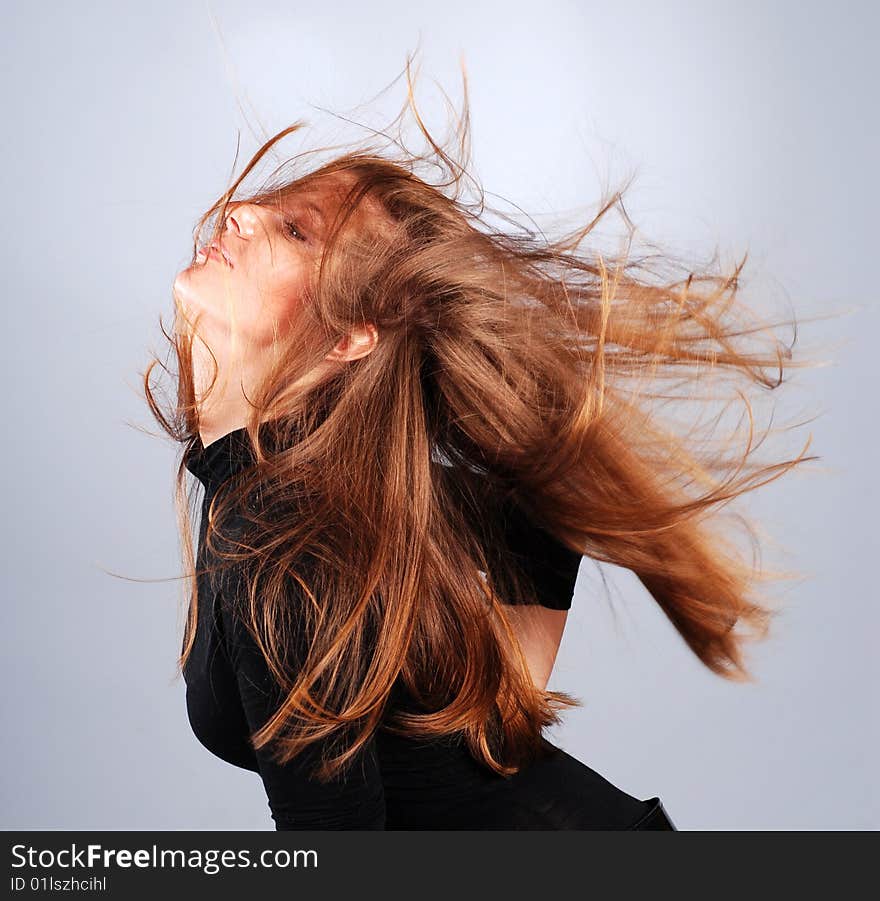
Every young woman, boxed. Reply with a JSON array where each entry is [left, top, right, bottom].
[[151, 71, 812, 830]]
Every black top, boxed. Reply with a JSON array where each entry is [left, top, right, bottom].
[[182, 425, 661, 830]]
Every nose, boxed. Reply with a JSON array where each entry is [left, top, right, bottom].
[[223, 201, 261, 239]]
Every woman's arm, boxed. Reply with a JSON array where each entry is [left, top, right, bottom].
[[503, 605, 569, 691], [485, 490, 581, 689]]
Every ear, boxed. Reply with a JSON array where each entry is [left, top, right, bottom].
[[325, 323, 379, 362]]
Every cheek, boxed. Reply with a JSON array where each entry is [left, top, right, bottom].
[[247, 267, 310, 342]]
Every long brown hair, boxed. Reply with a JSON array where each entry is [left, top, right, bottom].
[[146, 58, 819, 781]]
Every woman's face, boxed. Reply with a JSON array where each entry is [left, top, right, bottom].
[[174, 190, 330, 350], [172, 182, 347, 423]]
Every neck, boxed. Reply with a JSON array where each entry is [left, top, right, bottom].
[[194, 360, 336, 448], [196, 394, 253, 449]]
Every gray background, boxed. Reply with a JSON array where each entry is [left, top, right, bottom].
[[1, 0, 875, 830]]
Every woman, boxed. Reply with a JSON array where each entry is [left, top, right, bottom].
[[152, 71, 812, 830]]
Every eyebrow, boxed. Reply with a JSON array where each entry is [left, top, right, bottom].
[[299, 199, 326, 234]]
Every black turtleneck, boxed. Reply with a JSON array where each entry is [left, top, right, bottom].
[[180, 425, 666, 830]]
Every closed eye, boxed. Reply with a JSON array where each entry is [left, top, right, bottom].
[[283, 217, 307, 242]]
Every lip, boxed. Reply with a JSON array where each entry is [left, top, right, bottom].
[[198, 242, 234, 268]]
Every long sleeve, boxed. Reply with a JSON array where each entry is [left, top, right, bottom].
[[217, 567, 387, 830]]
